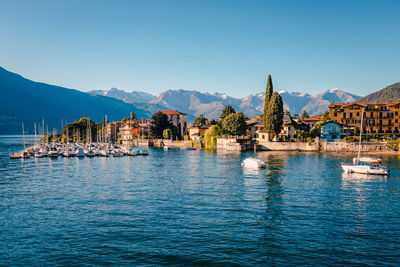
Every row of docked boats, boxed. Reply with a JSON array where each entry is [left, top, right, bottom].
[[9, 142, 149, 159]]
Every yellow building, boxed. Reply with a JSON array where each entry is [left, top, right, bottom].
[[329, 102, 400, 134]]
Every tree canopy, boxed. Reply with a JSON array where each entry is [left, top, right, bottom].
[[309, 111, 329, 138], [220, 105, 236, 121], [121, 112, 136, 122], [264, 75, 273, 129], [221, 112, 247, 136], [150, 111, 171, 139], [204, 125, 222, 149], [300, 110, 309, 120], [193, 114, 207, 125], [265, 92, 284, 138]]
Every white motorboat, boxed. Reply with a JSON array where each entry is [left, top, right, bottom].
[[242, 158, 266, 169], [341, 164, 388, 175]]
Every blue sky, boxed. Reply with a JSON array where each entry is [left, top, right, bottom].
[[0, 0, 399, 98]]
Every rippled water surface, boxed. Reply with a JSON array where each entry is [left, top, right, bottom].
[[1, 136, 400, 265]]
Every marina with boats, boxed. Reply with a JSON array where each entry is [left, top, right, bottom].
[[9, 142, 149, 159]]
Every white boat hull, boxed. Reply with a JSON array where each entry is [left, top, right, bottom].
[[242, 158, 266, 169], [341, 164, 388, 175]]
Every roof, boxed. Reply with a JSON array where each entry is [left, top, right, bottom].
[[160, 110, 187, 115], [329, 101, 400, 109], [283, 114, 294, 125], [189, 124, 209, 129], [302, 115, 322, 122]]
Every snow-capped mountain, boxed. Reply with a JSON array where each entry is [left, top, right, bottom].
[[87, 87, 362, 120], [88, 87, 156, 103]]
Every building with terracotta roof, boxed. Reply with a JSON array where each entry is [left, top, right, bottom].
[[160, 110, 187, 137], [254, 115, 310, 142], [301, 115, 323, 128], [328, 102, 400, 134]]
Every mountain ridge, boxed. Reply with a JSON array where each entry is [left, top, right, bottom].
[[0, 66, 151, 134], [359, 82, 400, 102], [92, 87, 362, 119]]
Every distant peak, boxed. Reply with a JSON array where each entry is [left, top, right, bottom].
[[328, 88, 340, 93], [278, 90, 288, 94]]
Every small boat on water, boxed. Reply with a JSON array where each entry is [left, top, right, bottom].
[[75, 148, 85, 158], [341, 162, 388, 175], [10, 152, 22, 159], [242, 158, 266, 169], [113, 151, 124, 157], [340, 108, 388, 176]]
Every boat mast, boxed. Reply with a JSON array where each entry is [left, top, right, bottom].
[[34, 122, 37, 145], [357, 107, 365, 160], [22, 122, 26, 151]]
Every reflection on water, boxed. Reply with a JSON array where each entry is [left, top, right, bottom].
[[1, 136, 400, 265]]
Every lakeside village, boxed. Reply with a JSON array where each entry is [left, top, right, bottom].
[[10, 76, 400, 159]]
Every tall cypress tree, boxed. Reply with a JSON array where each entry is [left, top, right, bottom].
[[263, 75, 273, 129], [266, 92, 284, 140]]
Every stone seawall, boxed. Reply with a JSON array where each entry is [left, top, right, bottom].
[[217, 137, 252, 152], [258, 142, 317, 151], [258, 141, 396, 153], [321, 141, 394, 153]]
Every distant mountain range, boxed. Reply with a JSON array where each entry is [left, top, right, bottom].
[[89, 87, 156, 103], [2, 65, 389, 134], [90, 87, 362, 119], [0, 67, 151, 134], [359, 82, 400, 102]]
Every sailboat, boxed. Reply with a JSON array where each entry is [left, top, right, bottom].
[[341, 108, 388, 175]]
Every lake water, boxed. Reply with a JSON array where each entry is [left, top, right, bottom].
[[1, 135, 400, 265]]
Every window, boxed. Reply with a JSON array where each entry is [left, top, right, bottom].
[[349, 112, 353, 118], [262, 135, 265, 139], [357, 112, 360, 116], [334, 113, 337, 117]]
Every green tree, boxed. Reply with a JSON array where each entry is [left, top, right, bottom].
[[121, 112, 136, 122], [300, 110, 309, 120], [221, 112, 247, 136], [309, 111, 329, 138], [293, 113, 299, 119], [204, 125, 222, 149], [264, 75, 273, 129], [265, 92, 284, 139], [284, 110, 291, 116], [62, 117, 98, 143], [150, 111, 171, 139], [193, 114, 207, 125], [220, 104, 235, 121]]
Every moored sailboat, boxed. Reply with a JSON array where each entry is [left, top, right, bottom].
[[341, 108, 388, 175]]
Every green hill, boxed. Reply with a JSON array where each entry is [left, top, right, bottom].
[[359, 82, 400, 102]]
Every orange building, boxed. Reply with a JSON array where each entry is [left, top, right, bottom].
[[329, 102, 400, 134]]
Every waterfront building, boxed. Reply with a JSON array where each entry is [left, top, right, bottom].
[[301, 115, 323, 128], [320, 121, 349, 141], [255, 115, 310, 142], [329, 102, 400, 134], [119, 123, 134, 145], [246, 117, 263, 138], [188, 124, 209, 140], [106, 121, 123, 143], [160, 110, 187, 137]]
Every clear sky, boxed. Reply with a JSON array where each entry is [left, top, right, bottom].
[[0, 0, 399, 98]]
